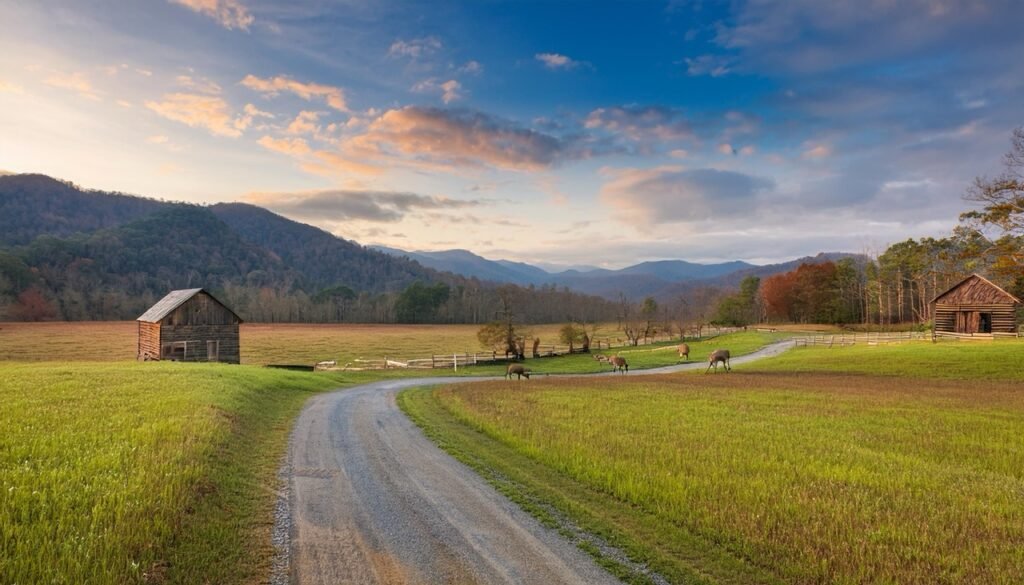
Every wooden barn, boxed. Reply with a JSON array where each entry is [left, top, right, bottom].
[[137, 288, 242, 363], [932, 274, 1020, 337]]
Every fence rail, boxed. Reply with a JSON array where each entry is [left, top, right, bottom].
[[312, 325, 749, 371], [793, 331, 929, 348]]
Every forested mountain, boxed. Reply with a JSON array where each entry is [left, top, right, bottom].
[[0, 174, 169, 245], [0, 174, 619, 323], [211, 204, 446, 293]]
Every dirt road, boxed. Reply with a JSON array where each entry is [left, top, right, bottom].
[[281, 341, 791, 584]]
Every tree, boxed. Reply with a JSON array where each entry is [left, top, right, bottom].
[[961, 127, 1024, 276], [394, 282, 449, 323], [558, 322, 585, 352], [10, 287, 57, 321], [713, 276, 760, 326]]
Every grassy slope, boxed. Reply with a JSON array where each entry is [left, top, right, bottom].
[[403, 341, 1024, 584], [745, 339, 1024, 379], [0, 362, 375, 585]]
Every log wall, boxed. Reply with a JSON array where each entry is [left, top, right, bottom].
[[933, 303, 1017, 334], [137, 321, 161, 361]]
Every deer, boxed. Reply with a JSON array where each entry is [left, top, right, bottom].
[[506, 363, 531, 380], [705, 349, 731, 373], [593, 354, 609, 363], [677, 343, 690, 362], [609, 355, 629, 374]]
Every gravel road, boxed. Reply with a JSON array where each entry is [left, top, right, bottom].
[[280, 341, 792, 585]]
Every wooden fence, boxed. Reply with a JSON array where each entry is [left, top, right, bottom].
[[313, 325, 748, 372], [792, 331, 930, 348]]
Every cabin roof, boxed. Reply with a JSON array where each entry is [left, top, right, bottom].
[[931, 273, 1022, 305], [137, 288, 242, 323]]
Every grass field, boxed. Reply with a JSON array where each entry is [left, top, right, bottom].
[[0, 322, 788, 376], [0, 362, 379, 585], [403, 341, 1024, 584], [746, 339, 1024, 380], [0, 321, 627, 365]]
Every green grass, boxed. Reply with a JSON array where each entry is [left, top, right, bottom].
[[747, 338, 1024, 379], [405, 342, 1024, 584], [0, 362, 372, 585], [454, 330, 791, 377]]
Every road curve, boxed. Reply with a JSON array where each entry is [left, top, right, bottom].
[[283, 341, 792, 584]]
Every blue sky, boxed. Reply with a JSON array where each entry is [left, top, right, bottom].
[[1, 0, 1022, 267]]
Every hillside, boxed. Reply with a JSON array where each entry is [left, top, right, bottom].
[[211, 204, 445, 293], [0, 173, 619, 322], [0, 174, 170, 246]]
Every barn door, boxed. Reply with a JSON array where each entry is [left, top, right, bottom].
[[956, 312, 968, 333], [207, 340, 219, 362]]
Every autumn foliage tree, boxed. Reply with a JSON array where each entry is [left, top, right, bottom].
[[10, 287, 57, 321]]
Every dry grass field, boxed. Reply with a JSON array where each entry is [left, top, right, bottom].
[[0, 321, 632, 365]]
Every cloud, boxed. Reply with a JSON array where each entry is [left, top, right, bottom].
[[388, 36, 442, 59], [176, 74, 222, 94], [684, 54, 734, 77], [585, 105, 692, 143], [240, 74, 347, 111], [169, 0, 253, 31], [535, 53, 581, 70], [802, 143, 832, 159], [0, 81, 24, 94], [234, 102, 274, 131], [146, 135, 170, 144], [286, 110, 320, 135], [145, 93, 243, 137], [711, 0, 1022, 74], [257, 135, 311, 156], [332, 106, 574, 174], [457, 60, 483, 75], [244, 189, 482, 223], [44, 71, 99, 100], [412, 78, 463, 104], [600, 166, 774, 224]]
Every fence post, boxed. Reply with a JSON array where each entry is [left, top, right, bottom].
[[384, 356, 388, 369], [453, 353, 457, 372]]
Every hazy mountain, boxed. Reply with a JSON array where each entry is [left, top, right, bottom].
[[373, 244, 863, 301], [372, 246, 552, 285]]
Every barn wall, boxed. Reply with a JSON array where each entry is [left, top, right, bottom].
[[933, 303, 1017, 334], [159, 323, 241, 363], [163, 292, 239, 327], [137, 322, 161, 361]]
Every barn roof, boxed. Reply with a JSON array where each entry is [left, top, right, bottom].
[[931, 273, 1022, 305], [137, 288, 242, 323]]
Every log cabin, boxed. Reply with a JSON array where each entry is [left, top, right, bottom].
[[137, 288, 242, 363], [931, 274, 1020, 337]]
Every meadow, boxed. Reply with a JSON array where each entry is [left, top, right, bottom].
[[0, 321, 625, 365], [0, 361, 384, 584], [0, 321, 789, 374], [402, 340, 1024, 584]]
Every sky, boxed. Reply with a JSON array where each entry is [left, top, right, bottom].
[[1, 0, 1022, 268]]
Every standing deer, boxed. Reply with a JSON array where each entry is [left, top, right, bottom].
[[506, 363, 531, 380], [677, 343, 690, 362], [609, 355, 629, 374], [705, 349, 731, 373]]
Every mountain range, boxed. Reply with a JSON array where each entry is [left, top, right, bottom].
[[0, 173, 859, 319], [372, 245, 858, 300]]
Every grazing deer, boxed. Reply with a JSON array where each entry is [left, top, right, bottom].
[[705, 349, 731, 373], [506, 363, 531, 380], [609, 355, 629, 374], [677, 343, 690, 362], [593, 354, 609, 362]]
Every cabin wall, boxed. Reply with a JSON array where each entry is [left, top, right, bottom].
[[159, 323, 240, 363], [933, 303, 1017, 334], [137, 322, 162, 361]]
